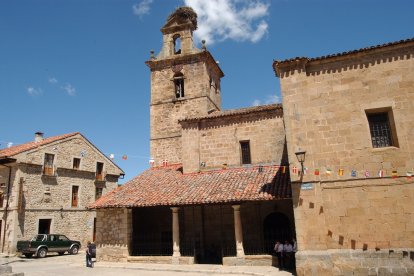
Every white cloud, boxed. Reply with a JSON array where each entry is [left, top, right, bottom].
[[183, 0, 269, 44], [27, 86, 43, 96], [133, 0, 153, 17], [61, 84, 76, 96], [252, 94, 280, 106], [48, 77, 58, 84]]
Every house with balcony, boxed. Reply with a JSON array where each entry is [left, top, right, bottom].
[[0, 132, 124, 254]]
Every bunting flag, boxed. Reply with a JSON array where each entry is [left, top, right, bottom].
[[303, 167, 309, 175], [162, 159, 168, 166], [378, 170, 384, 178], [338, 168, 344, 176], [149, 158, 155, 167], [122, 155, 128, 160], [325, 168, 332, 176], [351, 170, 357, 177], [407, 171, 413, 180], [109, 154, 115, 160], [292, 166, 298, 174], [314, 169, 320, 176], [392, 170, 398, 178], [281, 166, 286, 173], [364, 170, 370, 178]]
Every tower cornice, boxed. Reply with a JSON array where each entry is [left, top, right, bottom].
[[145, 51, 224, 78]]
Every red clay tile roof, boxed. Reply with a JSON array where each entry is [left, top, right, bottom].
[[0, 132, 80, 158], [273, 37, 414, 73], [180, 104, 282, 122], [90, 164, 291, 209]]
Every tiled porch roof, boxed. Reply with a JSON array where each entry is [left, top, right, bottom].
[[90, 164, 291, 209]]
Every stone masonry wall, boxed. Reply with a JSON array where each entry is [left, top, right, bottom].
[[278, 44, 414, 274], [95, 208, 131, 262], [181, 110, 285, 173]]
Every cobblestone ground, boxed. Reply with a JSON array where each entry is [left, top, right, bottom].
[[2, 253, 293, 276]]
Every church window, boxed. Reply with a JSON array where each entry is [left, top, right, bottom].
[[173, 34, 181, 55], [174, 73, 185, 98], [366, 108, 398, 148], [240, 141, 251, 164]]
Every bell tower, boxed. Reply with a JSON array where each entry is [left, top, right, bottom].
[[146, 7, 224, 166]]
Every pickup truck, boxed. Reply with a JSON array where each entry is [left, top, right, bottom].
[[16, 234, 81, 258]]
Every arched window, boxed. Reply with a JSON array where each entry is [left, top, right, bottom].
[[173, 72, 184, 98], [173, 34, 181, 55]]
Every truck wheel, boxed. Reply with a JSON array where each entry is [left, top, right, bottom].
[[70, 245, 79, 255], [37, 248, 47, 258], [24, 253, 33, 258]]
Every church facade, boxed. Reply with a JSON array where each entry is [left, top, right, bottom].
[[91, 6, 414, 275], [91, 7, 294, 266]]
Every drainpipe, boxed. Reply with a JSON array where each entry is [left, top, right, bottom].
[[1, 164, 12, 253]]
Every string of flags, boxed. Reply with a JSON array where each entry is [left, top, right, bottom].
[[288, 165, 413, 180]]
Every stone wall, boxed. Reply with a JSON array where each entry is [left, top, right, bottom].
[[95, 208, 131, 262], [181, 110, 285, 173], [276, 42, 414, 274]]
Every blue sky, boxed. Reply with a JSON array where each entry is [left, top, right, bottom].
[[1, 0, 413, 183]]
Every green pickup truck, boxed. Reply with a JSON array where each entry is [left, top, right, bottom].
[[16, 234, 81, 258]]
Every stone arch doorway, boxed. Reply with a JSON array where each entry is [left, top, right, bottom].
[[263, 212, 291, 253]]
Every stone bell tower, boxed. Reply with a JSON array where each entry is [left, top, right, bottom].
[[146, 7, 224, 166]]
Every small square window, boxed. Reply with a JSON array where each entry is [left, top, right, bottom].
[[366, 108, 398, 148], [73, 158, 81, 170], [240, 141, 251, 165]]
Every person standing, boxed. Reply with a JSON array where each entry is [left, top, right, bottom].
[[86, 241, 93, 268], [283, 240, 293, 269], [274, 241, 284, 269]]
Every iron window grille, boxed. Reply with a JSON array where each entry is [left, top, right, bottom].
[[367, 112, 393, 148], [240, 141, 251, 165]]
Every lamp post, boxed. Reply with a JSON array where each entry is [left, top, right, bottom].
[[295, 150, 306, 177]]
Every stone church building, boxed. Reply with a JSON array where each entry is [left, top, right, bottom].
[[92, 7, 414, 275], [0, 132, 124, 254]]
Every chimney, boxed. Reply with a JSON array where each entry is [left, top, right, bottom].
[[34, 132, 44, 142]]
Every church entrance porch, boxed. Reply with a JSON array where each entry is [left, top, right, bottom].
[[129, 199, 295, 265]]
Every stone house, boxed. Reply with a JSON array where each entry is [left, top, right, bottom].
[[90, 7, 294, 266], [273, 38, 414, 275], [0, 132, 124, 254]]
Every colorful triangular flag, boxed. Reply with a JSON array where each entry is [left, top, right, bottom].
[[378, 170, 384, 178], [314, 169, 320, 176], [325, 168, 332, 176], [364, 170, 370, 178], [392, 170, 398, 178], [338, 168, 344, 176], [351, 170, 357, 177], [292, 166, 298, 174]]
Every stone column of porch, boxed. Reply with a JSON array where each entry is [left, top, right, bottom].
[[171, 207, 181, 257], [232, 205, 245, 257]]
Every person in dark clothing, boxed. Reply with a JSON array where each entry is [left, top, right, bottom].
[[86, 241, 93, 268]]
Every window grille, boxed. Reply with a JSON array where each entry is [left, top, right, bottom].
[[367, 112, 393, 148], [240, 141, 251, 164]]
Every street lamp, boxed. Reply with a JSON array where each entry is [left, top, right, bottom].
[[295, 150, 306, 176]]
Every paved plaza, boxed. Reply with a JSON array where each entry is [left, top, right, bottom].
[[1, 253, 293, 276]]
